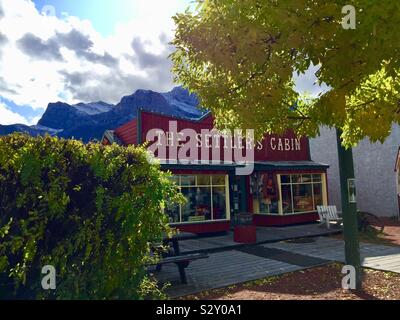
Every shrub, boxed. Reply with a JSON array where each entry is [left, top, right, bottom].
[[0, 134, 181, 299]]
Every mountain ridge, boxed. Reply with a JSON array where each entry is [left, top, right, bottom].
[[0, 87, 205, 142]]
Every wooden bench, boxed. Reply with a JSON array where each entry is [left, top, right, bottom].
[[317, 205, 343, 229], [150, 253, 209, 284]]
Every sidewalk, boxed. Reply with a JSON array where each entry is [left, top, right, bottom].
[[264, 236, 400, 273], [179, 223, 341, 254], [155, 235, 400, 298]]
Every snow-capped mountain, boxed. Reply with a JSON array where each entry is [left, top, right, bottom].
[[72, 101, 114, 115], [0, 87, 206, 142]]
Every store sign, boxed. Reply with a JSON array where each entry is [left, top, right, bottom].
[[270, 137, 302, 151], [149, 130, 302, 152], [146, 121, 255, 175], [140, 111, 311, 167]]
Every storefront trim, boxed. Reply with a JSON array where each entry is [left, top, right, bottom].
[[171, 220, 231, 234], [170, 219, 230, 226], [253, 212, 319, 226]]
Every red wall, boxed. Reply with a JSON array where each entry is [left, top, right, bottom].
[[253, 212, 319, 226], [173, 221, 231, 234]]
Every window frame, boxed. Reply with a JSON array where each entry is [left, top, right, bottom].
[[277, 173, 327, 215], [169, 174, 231, 225]]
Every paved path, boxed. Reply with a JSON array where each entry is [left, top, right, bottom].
[[179, 223, 340, 254], [263, 237, 400, 273], [154, 250, 305, 298], [156, 236, 400, 298]]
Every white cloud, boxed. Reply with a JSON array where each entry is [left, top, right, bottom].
[[0, 0, 180, 111], [0, 102, 30, 125], [294, 64, 331, 97]]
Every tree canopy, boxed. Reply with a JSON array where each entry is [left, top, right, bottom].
[[171, 0, 400, 146]]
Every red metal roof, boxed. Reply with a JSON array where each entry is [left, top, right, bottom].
[[114, 119, 137, 145]]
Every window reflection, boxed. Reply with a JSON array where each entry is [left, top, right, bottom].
[[166, 174, 229, 223], [181, 187, 212, 222], [280, 173, 325, 214], [251, 172, 279, 214], [281, 184, 293, 214], [212, 187, 227, 220], [293, 184, 313, 212]]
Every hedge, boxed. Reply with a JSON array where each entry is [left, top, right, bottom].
[[0, 134, 181, 299]]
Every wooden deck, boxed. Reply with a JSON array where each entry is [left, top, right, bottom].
[[154, 225, 400, 298], [264, 236, 400, 273], [179, 223, 341, 254], [153, 250, 305, 298]]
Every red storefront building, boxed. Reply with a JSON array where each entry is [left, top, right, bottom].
[[102, 110, 329, 234]]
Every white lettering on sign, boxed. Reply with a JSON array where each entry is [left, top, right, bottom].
[[146, 121, 303, 175], [270, 137, 301, 151], [146, 121, 255, 175], [153, 131, 302, 152]]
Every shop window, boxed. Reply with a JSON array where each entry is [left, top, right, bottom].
[[250, 172, 279, 214], [312, 174, 322, 182], [281, 184, 293, 214], [280, 173, 325, 214], [180, 175, 195, 186], [212, 175, 226, 186], [293, 184, 313, 212], [301, 174, 312, 183], [165, 174, 229, 224], [196, 175, 210, 186], [291, 174, 302, 183], [181, 187, 212, 222], [313, 183, 323, 207], [212, 187, 227, 220]]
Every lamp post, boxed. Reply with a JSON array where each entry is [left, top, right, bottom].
[[336, 129, 362, 289]]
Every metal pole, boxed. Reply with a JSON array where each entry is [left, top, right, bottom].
[[336, 128, 362, 289]]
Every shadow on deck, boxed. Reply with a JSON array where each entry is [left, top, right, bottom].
[[154, 224, 341, 298], [179, 222, 342, 254]]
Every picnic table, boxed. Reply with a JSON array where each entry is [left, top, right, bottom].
[[161, 231, 199, 256], [151, 231, 208, 284]]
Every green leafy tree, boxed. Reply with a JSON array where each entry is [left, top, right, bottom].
[[0, 134, 182, 299], [172, 0, 400, 288]]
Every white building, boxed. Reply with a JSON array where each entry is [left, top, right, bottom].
[[310, 124, 400, 218]]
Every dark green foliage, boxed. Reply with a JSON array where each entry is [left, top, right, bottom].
[[0, 134, 181, 299]]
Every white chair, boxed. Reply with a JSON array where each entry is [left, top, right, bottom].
[[317, 205, 343, 229]]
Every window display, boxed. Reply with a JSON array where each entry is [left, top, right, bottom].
[[166, 175, 229, 223], [280, 174, 324, 214], [251, 172, 279, 214]]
